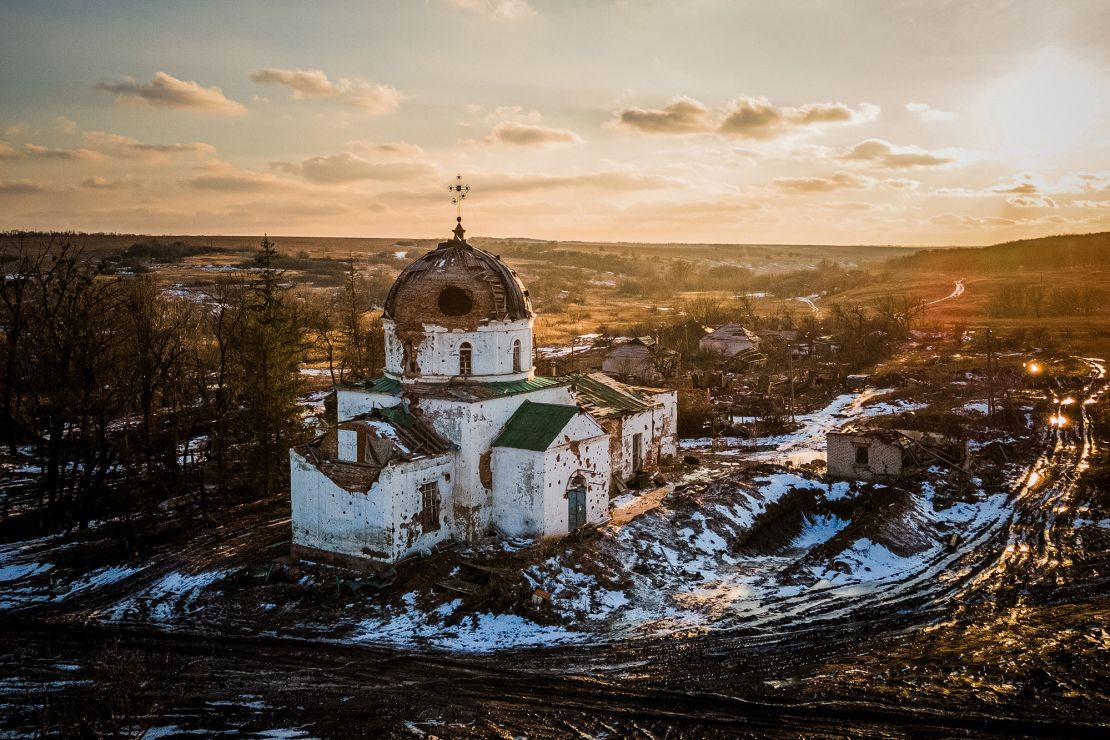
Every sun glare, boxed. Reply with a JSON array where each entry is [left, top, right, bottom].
[[980, 48, 1108, 165]]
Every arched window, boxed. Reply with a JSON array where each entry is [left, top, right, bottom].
[[459, 342, 472, 376], [512, 339, 522, 373], [405, 340, 418, 374]]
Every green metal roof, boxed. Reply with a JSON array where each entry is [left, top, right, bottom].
[[364, 376, 403, 395], [355, 374, 564, 402], [493, 400, 579, 451]]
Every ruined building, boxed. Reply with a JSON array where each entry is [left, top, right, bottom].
[[290, 218, 677, 565]]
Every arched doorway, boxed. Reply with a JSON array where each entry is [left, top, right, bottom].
[[567, 474, 587, 531]]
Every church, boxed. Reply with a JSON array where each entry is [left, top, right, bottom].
[[289, 215, 678, 566]]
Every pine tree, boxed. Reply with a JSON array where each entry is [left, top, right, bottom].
[[238, 237, 304, 497]]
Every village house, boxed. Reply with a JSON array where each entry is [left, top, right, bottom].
[[290, 217, 677, 566], [826, 426, 970, 480], [601, 337, 679, 385], [699, 324, 761, 357]]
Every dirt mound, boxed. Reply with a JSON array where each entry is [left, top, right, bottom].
[[810, 486, 935, 564], [732, 487, 822, 555]]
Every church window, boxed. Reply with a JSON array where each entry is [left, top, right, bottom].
[[459, 342, 472, 376], [405, 340, 417, 374], [419, 482, 440, 532], [512, 339, 522, 372]]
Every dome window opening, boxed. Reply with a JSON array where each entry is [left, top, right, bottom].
[[512, 339, 522, 373], [459, 342, 473, 376], [405, 340, 418, 374], [437, 286, 473, 316]]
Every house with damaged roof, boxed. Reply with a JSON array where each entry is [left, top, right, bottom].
[[290, 217, 677, 566]]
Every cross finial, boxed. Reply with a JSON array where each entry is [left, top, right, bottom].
[[449, 174, 470, 238]]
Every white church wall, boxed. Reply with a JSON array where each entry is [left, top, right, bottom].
[[383, 317, 535, 382], [335, 388, 402, 422], [379, 455, 456, 561], [540, 432, 611, 537], [416, 384, 575, 539], [290, 449, 455, 563], [490, 446, 545, 538], [290, 449, 393, 560]]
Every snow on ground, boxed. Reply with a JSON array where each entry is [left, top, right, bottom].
[[107, 569, 232, 623], [959, 400, 991, 415], [683, 389, 927, 467], [352, 592, 582, 652]]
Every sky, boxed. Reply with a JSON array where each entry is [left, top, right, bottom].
[[1, 0, 1108, 246]]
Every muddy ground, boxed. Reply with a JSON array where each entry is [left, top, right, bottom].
[[1, 361, 1109, 737]]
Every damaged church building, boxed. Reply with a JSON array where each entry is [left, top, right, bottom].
[[290, 218, 677, 566]]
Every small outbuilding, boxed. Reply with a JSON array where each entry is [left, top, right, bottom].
[[826, 426, 969, 481]]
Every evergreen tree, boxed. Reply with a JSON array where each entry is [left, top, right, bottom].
[[238, 237, 305, 497]]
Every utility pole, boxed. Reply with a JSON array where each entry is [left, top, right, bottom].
[[787, 341, 796, 423], [990, 328, 999, 417]]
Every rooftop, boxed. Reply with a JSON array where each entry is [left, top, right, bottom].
[[493, 401, 580, 451]]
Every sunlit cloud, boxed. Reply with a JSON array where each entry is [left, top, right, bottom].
[[81, 176, 138, 189], [475, 170, 685, 195], [842, 138, 954, 168], [930, 213, 1017, 227], [97, 72, 247, 115], [0, 142, 105, 161], [774, 171, 872, 193], [250, 67, 403, 115], [82, 131, 216, 159], [444, 0, 536, 21], [0, 179, 63, 195], [279, 152, 439, 184], [906, 101, 958, 122], [614, 96, 879, 140], [485, 121, 582, 147]]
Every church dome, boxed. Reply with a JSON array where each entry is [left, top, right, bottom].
[[383, 222, 532, 329]]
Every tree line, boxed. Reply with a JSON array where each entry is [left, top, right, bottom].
[[0, 236, 382, 551]]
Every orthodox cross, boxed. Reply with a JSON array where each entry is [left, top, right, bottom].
[[449, 174, 470, 240]]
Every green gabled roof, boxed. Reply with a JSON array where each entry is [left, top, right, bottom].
[[493, 401, 579, 451]]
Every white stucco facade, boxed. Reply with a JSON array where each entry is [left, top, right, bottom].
[[383, 317, 535, 384]]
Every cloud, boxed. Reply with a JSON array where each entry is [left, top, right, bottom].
[[82, 131, 215, 159], [614, 96, 878, 139], [485, 121, 582, 147], [842, 138, 953, 168], [774, 171, 872, 193], [444, 0, 536, 20], [182, 162, 300, 193], [477, 170, 684, 195], [81, 176, 138, 189], [613, 97, 716, 134], [0, 142, 105, 161], [291, 152, 438, 184], [0, 179, 61, 194], [906, 102, 958, 122], [249, 67, 402, 115], [929, 213, 1017, 227], [55, 116, 78, 134], [97, 72, 247, 115], [1006, 195, 1057, 208]]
